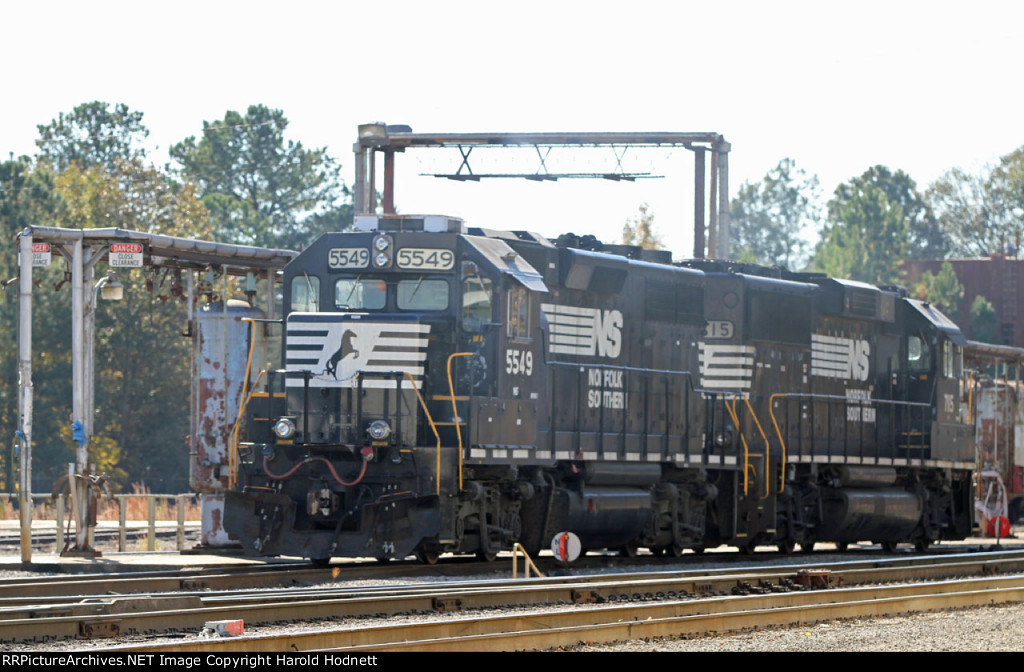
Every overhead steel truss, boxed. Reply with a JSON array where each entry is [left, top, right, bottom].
[[352, 125, 732, 259]]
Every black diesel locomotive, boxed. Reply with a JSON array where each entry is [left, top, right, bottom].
[[223, 214, 975, 562]]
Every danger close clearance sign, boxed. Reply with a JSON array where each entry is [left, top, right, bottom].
[[109, 243, 143, 267]]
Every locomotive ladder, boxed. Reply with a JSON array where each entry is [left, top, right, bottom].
[[723, 396, 773, 499]]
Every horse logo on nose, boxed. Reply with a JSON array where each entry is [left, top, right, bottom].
[[325, 328, 359, 379]]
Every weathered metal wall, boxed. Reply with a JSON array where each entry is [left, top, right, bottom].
[[190, 300, 265, 493]]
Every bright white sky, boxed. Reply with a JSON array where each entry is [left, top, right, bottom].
[[3, 0, 1021, 258]]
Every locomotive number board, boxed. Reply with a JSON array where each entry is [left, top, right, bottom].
[[328, 248, 370, 269], [397, 248, 455, 270]]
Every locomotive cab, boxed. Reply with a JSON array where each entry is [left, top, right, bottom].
[[228, 215, 550, 562]]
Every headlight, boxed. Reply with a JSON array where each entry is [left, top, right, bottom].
[[372, 235, 393, 267], [273, 417, 296, 439], [367, 419, 391, 441]]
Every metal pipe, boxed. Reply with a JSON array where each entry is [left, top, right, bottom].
[[353, 143, 366, 215], [69, 239, 91, 551], [17, 233, 34, 563], [693, 148, 705, 259], [71, 238, 85, 472], [717, 139, 731, 259], [368, 149, 377, 214], [383, 149, 395, 214], [708, 150, 718, 258]]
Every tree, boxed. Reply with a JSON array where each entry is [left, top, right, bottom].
[[970, 295, 999, 343], [832, 165, 946, 260], [983, 146, 1024, 249], [35, 101, 149, 173], [0, 157, 67, 489], [813, 182, 909, 285], [927, 145, 1024, 257], [916, 261, 964, 318], [170, 105, 350, 249], [621, 203, 663, 249], [729, 158, 820, 269], [57, 159, 211, 237]]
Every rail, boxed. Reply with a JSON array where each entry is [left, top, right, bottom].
[[0, 492, 200, 552]]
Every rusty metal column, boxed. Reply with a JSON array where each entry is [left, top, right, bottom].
[[353, 142, 367, 215], [383, 149, 396, 214], [693, 148, 706, 259], [716, 139, 731, 260], [17, 233, 34, 563]]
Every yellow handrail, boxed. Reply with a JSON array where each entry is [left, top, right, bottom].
[[722, 397, 771, 499], [742, 396, 774, 497], [768, 393, 789, 494], [228, 317, 260, 490], [446, 352, 473, 491], [511, 543, 545, 579], [228, 371, 266, 490], [722, 398, 754, 496], [401, 371, 443, 495]]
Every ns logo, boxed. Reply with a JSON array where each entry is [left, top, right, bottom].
[[541, 304, 623, 359]]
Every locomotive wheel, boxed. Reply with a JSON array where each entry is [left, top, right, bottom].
[[834, 541, 848, 552], [691, 545, 705, 555], [800, 542, 815, 553], [777, 540, 796, 555], [476, 550, 498, 562], [309, 557, 331, 568], [649, 546, 665, 557], [881, 540, 898, 553], [415, 549, 440, 565], [914, 539, 932, 553], [667, 544, 684, 558], [739, 541, 756, 555], [619, 542, 639, 558]]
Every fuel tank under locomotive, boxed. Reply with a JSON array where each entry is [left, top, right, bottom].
[[819, 467, 922, 544], [547, 463, 662, 550]]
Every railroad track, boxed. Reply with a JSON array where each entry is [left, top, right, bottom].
[[6, 548, 1024, 650]]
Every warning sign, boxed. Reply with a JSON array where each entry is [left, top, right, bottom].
[[31, 242, 51, 267], [109, 243, 143, 268]]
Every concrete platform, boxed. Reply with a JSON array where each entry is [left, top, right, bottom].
[[2, 534, 1024, 575], [0, 549, 307, 574]]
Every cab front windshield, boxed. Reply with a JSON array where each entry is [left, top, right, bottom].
[[333, 276, 449, 311]]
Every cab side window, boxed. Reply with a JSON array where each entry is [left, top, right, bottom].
[[942, 340, 962, 378], [291, 274, 320, 312], [461, 275, 493, 332], [507, 287, 531, 340], [908, 334, 931, 374]]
